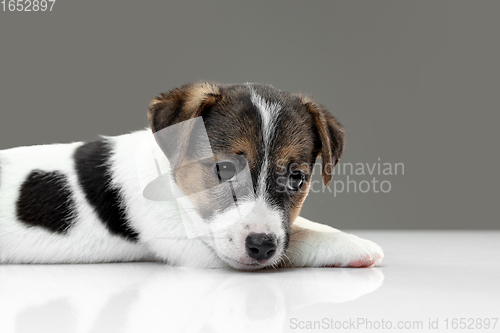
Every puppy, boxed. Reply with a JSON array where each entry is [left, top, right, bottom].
[[0, 82, 383, 270]]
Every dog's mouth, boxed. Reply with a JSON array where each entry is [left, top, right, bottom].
[[219, 250, 284, 270], [220, 254, 275, 270]]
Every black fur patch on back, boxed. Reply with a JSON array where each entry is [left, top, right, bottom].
[[74, 140, 139, 242], [17, 170, 76, 234]]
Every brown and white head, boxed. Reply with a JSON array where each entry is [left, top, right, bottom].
[[147, 82, 345, 270]]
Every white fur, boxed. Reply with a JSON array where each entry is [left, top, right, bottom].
[[0, 141, 150, 264], [207, 198, 286, 270], [249, 87, 281, 200], [285, 216, 384, 268], [109, 130, 224, 268]]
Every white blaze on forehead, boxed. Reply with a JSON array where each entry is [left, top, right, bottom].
[[248, 87, 282, 200]]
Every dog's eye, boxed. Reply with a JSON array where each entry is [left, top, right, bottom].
[[287, 171, 305, 192], [216, 161, 237, 182]]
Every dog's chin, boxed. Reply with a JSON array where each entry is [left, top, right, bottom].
[[220, 255, 275, 271]]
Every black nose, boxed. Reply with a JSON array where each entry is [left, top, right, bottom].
[[245, 233, 277, 261]]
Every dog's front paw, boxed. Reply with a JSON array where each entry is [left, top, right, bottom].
[[287, 218, 385, 269], [324, 233, 384, 268]]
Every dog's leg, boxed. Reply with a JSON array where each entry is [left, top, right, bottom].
[[283, 216, 384, 268]]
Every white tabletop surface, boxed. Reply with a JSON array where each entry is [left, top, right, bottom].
[[1, 231, 499, 333]]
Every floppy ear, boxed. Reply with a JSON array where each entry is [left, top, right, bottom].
[[298, 96, 346, 187], [147, 82, 223, 171], [148, 81, 222, 132]]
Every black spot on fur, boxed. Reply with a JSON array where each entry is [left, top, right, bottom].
[[16, 170, 76, 234], [74, 140, 139, 242]]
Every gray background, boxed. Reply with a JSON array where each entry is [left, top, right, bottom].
[[1, 1, 498, 229]]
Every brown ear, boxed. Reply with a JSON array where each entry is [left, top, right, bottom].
[[148, 82, 222, 132], [299, 96, 346, 187], [147, 82, 223, 171]]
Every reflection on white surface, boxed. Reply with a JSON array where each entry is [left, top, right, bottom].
[[3, 231, 500, 333], [0, 264, 383, 333]]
